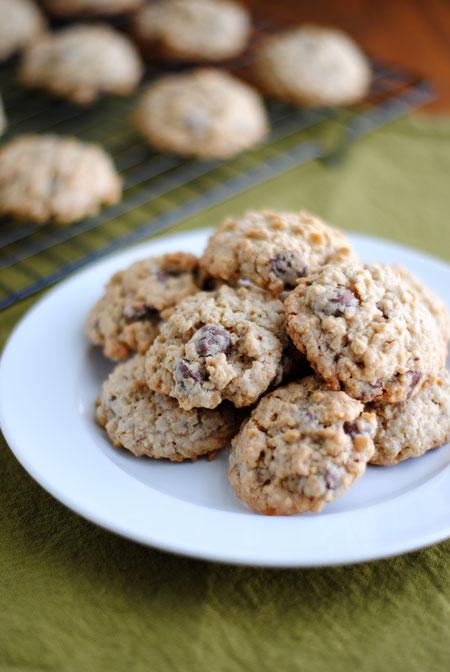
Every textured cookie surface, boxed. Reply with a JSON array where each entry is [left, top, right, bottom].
[[133, 68, 268, 159], [145, 284, 286, 409], [20, 24, 143, 104], [131, 0, 250, 62], [0, 0, 47, 62], [42, 0, 143, 16], [369, 369, 450, 466], [0, 134, 122, 224], [254, 24, 370, 107], [87, 252, 201, 360], [97, 355, 240, 461], [228, 377, 376, 515], [200, 210, 356, 295], [285, 263, 447, 403], [394, 266, 450, 343]]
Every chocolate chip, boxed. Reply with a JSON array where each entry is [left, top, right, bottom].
[[406, 370, 423, 399], [195, 325, 231, 357], [329, 289, 359, 317], [324, 468, 341, 490], [271, 250, 309, 290], [343, 419, 375, 439], [354, 380, 383, 402], [123, 304, 157, 323], [178, 359, 205, 383], [156, 269, 181, 283]]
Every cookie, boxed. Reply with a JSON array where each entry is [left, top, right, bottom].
[[87, 252, 201, 360], [199, 210, 356, 295], [254, 24, 371, 107], [394, 266, 450, 344], [131, 0, 250, 62], [0, 134, 122, 225], [368, 369, 450, 466], [0, 94, 5, 137], [97, 354, 240, 461], [42, 0, 143, 16], [285, 263, 447, 403], [145, 284, 286, 410], [19, 24, 143, 105], [0, 0, 46, 62], [133, 68, 268, 159], [228, 377, 376, 515]]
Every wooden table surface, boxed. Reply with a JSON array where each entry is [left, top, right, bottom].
[[244, 0, 450, 112]]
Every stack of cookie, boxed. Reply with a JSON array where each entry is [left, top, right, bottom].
[[89, 210, 450, 515]]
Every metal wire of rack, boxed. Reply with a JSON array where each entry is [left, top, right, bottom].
[[0, 49, 435, 311]]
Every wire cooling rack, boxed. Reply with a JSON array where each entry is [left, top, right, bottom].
[[0, 51, 435, 311]]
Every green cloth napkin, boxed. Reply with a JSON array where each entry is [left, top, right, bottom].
[[1, 115, 449, 672]]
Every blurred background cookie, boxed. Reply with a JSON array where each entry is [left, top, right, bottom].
[[0, 134, 122, 225], [19, 24, 143, 105], [41, 0, 144, 17], [254, 24, 371, 107], [133, 68, 268, 159], [131, 0, 251, 62], [0, 0, 47, 62]]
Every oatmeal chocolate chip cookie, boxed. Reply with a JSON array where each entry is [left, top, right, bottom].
[[19, 24, 143, 105], [228, 377, 376, 515], [254, 24, 371, 107], [133, 68, 268, 159], [87, 252, 201, 360], [285, 263, 447, 403], [394, 266, 450, 343], [97, 354, 240, 461], [42, 0, 143, 17], [368, 369, 450, 466], [0, 0, 47, 62], [199, 210, 356, 295], [145, 284, 286, 409], [131, 0, 250, 62], [0, 134, 122, 225], [0, 94, 5, 137]]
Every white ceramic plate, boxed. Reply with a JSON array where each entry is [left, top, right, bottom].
[[1, 230, 449, 567]]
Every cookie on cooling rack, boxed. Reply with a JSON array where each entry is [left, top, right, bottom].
[[285, 262, 447, 403], [0, 0, 47, 62], [19, 24, 143, 105], [228, 377, 376, 515], [87, 252, 201, 360], [131, 0, 251, 62], [199, 210, 356, 295], [133, 68, 268, 159], [0, 134, 122, 225], [145, 284, 286, 410], [254, 24, 371, 107], [97, 354, 240, 461], [41, 0, 143, 16], [368, 368, 450, 466]]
